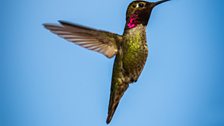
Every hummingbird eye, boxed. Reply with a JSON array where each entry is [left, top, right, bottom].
[[138, 3, 145, 8]]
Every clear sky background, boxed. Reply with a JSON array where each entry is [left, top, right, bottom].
[[1, 0, 224, 126]]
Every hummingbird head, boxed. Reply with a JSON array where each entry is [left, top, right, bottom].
[[126, 0, 169, 29]]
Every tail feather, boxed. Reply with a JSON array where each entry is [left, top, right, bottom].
[[106, 84, 129, 124], [106, 101, 119, 124]]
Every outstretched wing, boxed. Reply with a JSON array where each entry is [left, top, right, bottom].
[[43, 20, 122, 58]]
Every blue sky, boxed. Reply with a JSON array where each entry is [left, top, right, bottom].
[[1, 0, 224, 126]]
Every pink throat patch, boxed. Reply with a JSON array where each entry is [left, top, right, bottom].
[[127, 14, 138, 29]]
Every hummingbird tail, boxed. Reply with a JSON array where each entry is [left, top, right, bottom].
[[106, 83, 129, 124]]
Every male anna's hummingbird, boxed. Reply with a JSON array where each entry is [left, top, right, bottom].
[[44, 0, 169, 124]]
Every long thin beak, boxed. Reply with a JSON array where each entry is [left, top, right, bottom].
[[153, 0, 170, 7]]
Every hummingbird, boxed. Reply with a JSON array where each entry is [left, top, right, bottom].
[[43, 0, 169, 124]]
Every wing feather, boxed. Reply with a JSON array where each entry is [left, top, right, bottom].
[[43, 21, 122, 58]]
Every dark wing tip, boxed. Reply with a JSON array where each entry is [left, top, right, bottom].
[[42, 23, 65, 33], [43, 23, 50, 29], [58, 20, 68, 25], [43, 23, 53, 31], [58, 20, 77, 27], [43, 23, 60, 29], [58, 20, 99, 31]]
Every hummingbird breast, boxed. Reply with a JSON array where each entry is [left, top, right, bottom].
[[122, 24, 148, 83]]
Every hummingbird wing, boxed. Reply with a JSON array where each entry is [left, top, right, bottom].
[[43, 20, 122, 58]]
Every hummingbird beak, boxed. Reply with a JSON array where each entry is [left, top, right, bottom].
[[152, 0, 170, 7]]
